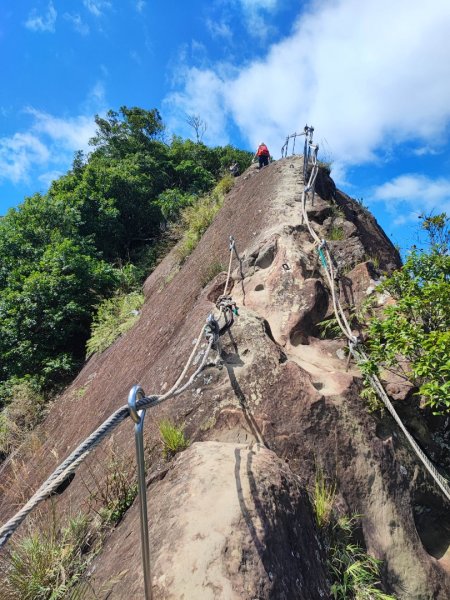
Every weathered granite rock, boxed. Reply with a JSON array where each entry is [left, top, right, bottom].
[[90, 442, 329, 599]]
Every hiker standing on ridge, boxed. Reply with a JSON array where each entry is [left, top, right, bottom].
[[254, 142, 270, 169]]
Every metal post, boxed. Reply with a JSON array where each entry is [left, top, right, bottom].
[[303, 126, 308, 181], [128, 385, 152, 600]]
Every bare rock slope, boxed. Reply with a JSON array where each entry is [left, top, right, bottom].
[[95, 441, 329, 599], [1, 157, 449, 599]]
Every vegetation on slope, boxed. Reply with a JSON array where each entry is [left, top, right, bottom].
[[362, 214, 450, 414], [313, 469, 396, 600], [0, 106, 252, 453], [0, 443, 138, 599]]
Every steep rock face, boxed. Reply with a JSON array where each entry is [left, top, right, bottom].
[[1, 157, 449, 599], [90, 441, 329, 599]]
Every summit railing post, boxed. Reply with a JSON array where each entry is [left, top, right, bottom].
[[128, 385, 152, 600], [303, 125, 309, 181]]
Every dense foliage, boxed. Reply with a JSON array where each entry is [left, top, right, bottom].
[[0, 106, 252, 406], [364, 214, 450, 414]]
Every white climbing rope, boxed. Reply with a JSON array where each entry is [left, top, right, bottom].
[[298, 137, 450, 502]]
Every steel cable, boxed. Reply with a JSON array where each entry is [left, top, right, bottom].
[[0, 231, 233, 548], [299, 138, 450, 502]]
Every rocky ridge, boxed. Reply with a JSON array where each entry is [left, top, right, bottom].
[[0, 156, 449, 599]]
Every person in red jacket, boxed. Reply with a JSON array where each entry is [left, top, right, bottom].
[[254, 142, 270, 169]]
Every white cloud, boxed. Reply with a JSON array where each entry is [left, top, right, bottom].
[[82, 81, 107, 113], [135, 0, 146, 13], [165, 68, 229, 146], [83, 0, 111, 18], [0, 133, 50, 183], [38, 170, 64, 189], [412, 146, 440, 157], [371, 174, 450, 223], [166, 0, 450, 172], [0, 80, 107, 187], [64, 13, 90, 35], [237, 0, 279, 39], [25, 2, 57, 33], [206, 19, 232, 41], [25, 108, 97, 153]]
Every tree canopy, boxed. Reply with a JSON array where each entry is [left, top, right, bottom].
[[0, 107, 252, 399]]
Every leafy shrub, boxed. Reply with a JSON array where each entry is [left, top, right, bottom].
[[318, 316, 344, 340], [175, 174, 235, 264], [156, 188, 195, 223], [312, 470, 395, 598], [329, 226, 345, 241], [177, 199, 220, 257], [86, 291, 144, 357], [365, 215, 450, 413], [329, 517, 396, 600], [0, 232, 117, 387], [159, 419, 189, 458], [213, 173, 234, 196]]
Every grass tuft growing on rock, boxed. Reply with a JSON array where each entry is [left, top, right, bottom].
[[82, 444, 138, 526], [314, 467, 336, 528], [0, 511, 98, 600], [159, 419, 189, 458], [312, 470, 396, 599], [329, 225, 345, 241], [329, 516, 396, 600]]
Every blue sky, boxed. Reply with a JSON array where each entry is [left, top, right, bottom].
[[1, 0, 450, 252]]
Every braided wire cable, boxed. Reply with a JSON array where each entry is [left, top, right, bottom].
[[0, 232, 229, 550], [223, 236, 235, 296], [0, 405, 129, 548], [0, 334, 215, 549], [163, 325, 206, 398], [351, 346, 450, 502]]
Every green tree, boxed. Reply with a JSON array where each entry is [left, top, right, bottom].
[[366, 214, 450, 413], [89, 106, 165, 158], [0, 105, 252, 396], [0, 235, 116, 387]]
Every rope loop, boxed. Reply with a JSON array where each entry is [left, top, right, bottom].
[[216, 294, 238, 315], [205, 313, 220, 345]]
